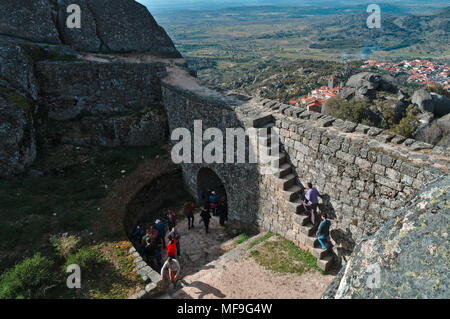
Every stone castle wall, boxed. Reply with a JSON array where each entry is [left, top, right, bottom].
[[161, 78, 450, 265]]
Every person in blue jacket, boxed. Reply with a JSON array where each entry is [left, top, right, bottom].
[[316, 214, 331, 250], [154, 219, 166, 248]]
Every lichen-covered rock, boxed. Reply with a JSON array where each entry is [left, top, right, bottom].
[[0, 44, 39, 100], [412, 89, 450, 117], [83, 0, 181, 57], [0, 93, 36, 178], [341, 72, 397, 100], [0, 0, 61, 44], [324, 175, 450, 299]]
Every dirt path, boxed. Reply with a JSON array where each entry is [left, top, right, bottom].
[[159, 233, 335, 299]]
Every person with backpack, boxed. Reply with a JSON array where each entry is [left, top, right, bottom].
[[138, 229, 151, 257], [303, 182, 322, 229], [143, 238, 157, 269], [167, 237, 177, 259], [154, 219, 166, 248], [218, 196, 228, 226], [183, 202, 195, 229], [168, 227, 181, 257], [209, 191, 218, 215], [164, 210, 177, 230], [316, 214, 331, 250], [160, 256, 181, 289], [132, 223, 145, 243], [200, 206, 212, 233]]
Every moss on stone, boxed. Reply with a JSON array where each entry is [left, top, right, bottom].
[[0, 86, 32, 110]]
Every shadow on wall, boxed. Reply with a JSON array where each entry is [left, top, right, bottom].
[[124, 167, 192, 237], [197, 167, 228, 204]]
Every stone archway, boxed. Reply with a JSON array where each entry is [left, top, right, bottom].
[[197, 167, 228, 204]]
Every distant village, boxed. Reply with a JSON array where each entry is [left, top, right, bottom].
[[289, 76, 342, 112], [362, 59, 449, 89], [288, 59, 449, 114]]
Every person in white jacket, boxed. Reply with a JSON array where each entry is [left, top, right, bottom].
[[160, 256, 181, 288]]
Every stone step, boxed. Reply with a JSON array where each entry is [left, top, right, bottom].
[[260, 144, 280, 156], [244, 113, 273, 128], [317, 254, 334, 272], [271, 153, 287, 168], [305, 235, 319, 248], [312, 247, 331, 260], [282, 185, 302, 202], [278, 173, 296, 190], [293, 213, 310, 225], [273, 163, 291, 178], [299, 222, 316, 236], [288, 200, 306, 215], [259, 135, 271, 147]]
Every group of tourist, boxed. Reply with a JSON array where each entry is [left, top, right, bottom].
[[132, 182, 330, 291], [131, 189, 228, 289]]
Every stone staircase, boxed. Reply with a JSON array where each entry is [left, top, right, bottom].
[[250, 113, 334, 272]]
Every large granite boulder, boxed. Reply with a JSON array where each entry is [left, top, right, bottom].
[[341, 72, 397, 100], [0, 44, 38, 177], [74, 0, 181, 56], [412, 88, 450, 117], [323, 175, 450, 299], [415, 113, 450, 148], [0, 0, 61, 44]]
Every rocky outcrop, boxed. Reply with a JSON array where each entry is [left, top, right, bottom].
[[0, 0, 61, 44], [412, 88, 450, 118], [415, 113, 450, 148], [83, 0, 181, 56], [341, 72, 397, 100], [323, 175, 449, 298], [0, 44, 38, 177], [51, 0, 181, 56], [0, 0, 181, 176], [0, 0, 181, 57]]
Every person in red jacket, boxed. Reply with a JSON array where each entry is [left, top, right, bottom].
[[167, 238, 177, 258]]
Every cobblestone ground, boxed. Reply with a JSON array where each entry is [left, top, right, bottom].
[[159, 211, 239, 277]]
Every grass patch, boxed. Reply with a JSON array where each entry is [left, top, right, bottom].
[[250, 235, 324, 275], [0, 253, 57, 299], [0, 144, 166, 298], [248, 232, 274, 249], [235, 233, 250, 245]]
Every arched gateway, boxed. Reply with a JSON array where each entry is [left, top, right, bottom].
[[197, 167, 228, 204]]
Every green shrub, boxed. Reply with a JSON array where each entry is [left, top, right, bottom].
[[391, 104, 420, 138], [426, 83, 450, 99], [324, 96, 378, 127], [235, 233, 250, 245], [0, 253, 56, 299], [64, 247, 103, 271]]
